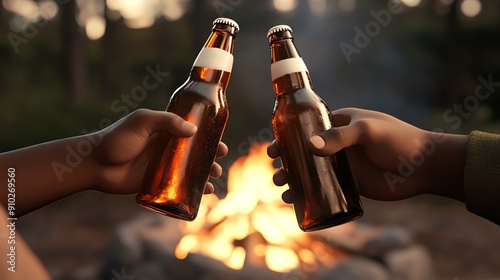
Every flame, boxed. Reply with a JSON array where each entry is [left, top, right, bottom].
[[266, 246, 299, 272], [174, 142, 344, 273]]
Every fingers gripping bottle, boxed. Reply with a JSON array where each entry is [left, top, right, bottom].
[[136, 18, 239, 221], [268, 25, 363, 231]]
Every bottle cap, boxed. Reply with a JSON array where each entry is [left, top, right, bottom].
[[213, 18, 240, 31], [267, 25, 293, 38]]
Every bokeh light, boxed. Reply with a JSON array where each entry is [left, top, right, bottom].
[[309, 0, 327, 16], [401, 0, 422, 7], [39, 0, 58, 20], [161, 0, 189, 21], [85, 15, 106, 40], [3, 0, 58, 33], [273, 0, 298, 13], [461, 0, 482, 17], [105, 0, 188, 29], [338, 0, 356, 13]]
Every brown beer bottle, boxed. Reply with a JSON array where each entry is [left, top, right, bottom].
[[136, 18, 239, 221], [268, 25, 363, 231]]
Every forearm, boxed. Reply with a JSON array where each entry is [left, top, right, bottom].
[[0, 135, 98, 216]]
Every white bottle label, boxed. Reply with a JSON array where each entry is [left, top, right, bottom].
[[193, 47, 234, 72], [271, 57, 308, 81]]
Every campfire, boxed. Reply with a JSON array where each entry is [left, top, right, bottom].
[[102, 142, 434, 280], [174, 142, 348, 273]]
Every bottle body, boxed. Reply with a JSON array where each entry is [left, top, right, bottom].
[[269, 25, 362, 231], [136, 18, 238, 221], [137, 68, 229, 221]]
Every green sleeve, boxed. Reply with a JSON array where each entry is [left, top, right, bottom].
[[464, 130, 500, 225]]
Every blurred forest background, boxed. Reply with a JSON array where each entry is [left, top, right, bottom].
[[1, 0, 500, 279]]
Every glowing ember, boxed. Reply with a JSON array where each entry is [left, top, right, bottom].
[[174, 142, 345, 273]]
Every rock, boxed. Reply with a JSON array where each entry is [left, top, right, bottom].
[[317, 257, 391, 280], [100, 213, 182, 280], [310, 222, 382, 252], [311, 223, 414, 259], [384, 245, 434, 280], [100, 216, 432, 280], [72, 263, 100, 280], [361, 226, 413, 258], [133, 262, 170, 280]]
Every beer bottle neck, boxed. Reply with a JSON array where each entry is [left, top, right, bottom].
[[190, 25, 236, 89], [270, 38, 313, 96]]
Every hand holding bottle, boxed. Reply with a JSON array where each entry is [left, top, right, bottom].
[[268, 107, 469, 203], [93, 109, 228, 195]]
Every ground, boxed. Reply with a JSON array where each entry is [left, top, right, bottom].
[[16, 192, 500, 280]]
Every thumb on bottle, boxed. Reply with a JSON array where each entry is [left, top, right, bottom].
[[136, 110, 197, 138], [163, 112, 198, 137], [309, 125, 359, 156]]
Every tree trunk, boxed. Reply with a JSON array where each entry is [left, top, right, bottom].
[[61, 0, 87, 101], [436, 0, 462, 106], [192, 0, 209, 54], [157, 18, 174, 99], [101, 1, 119, 100]]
